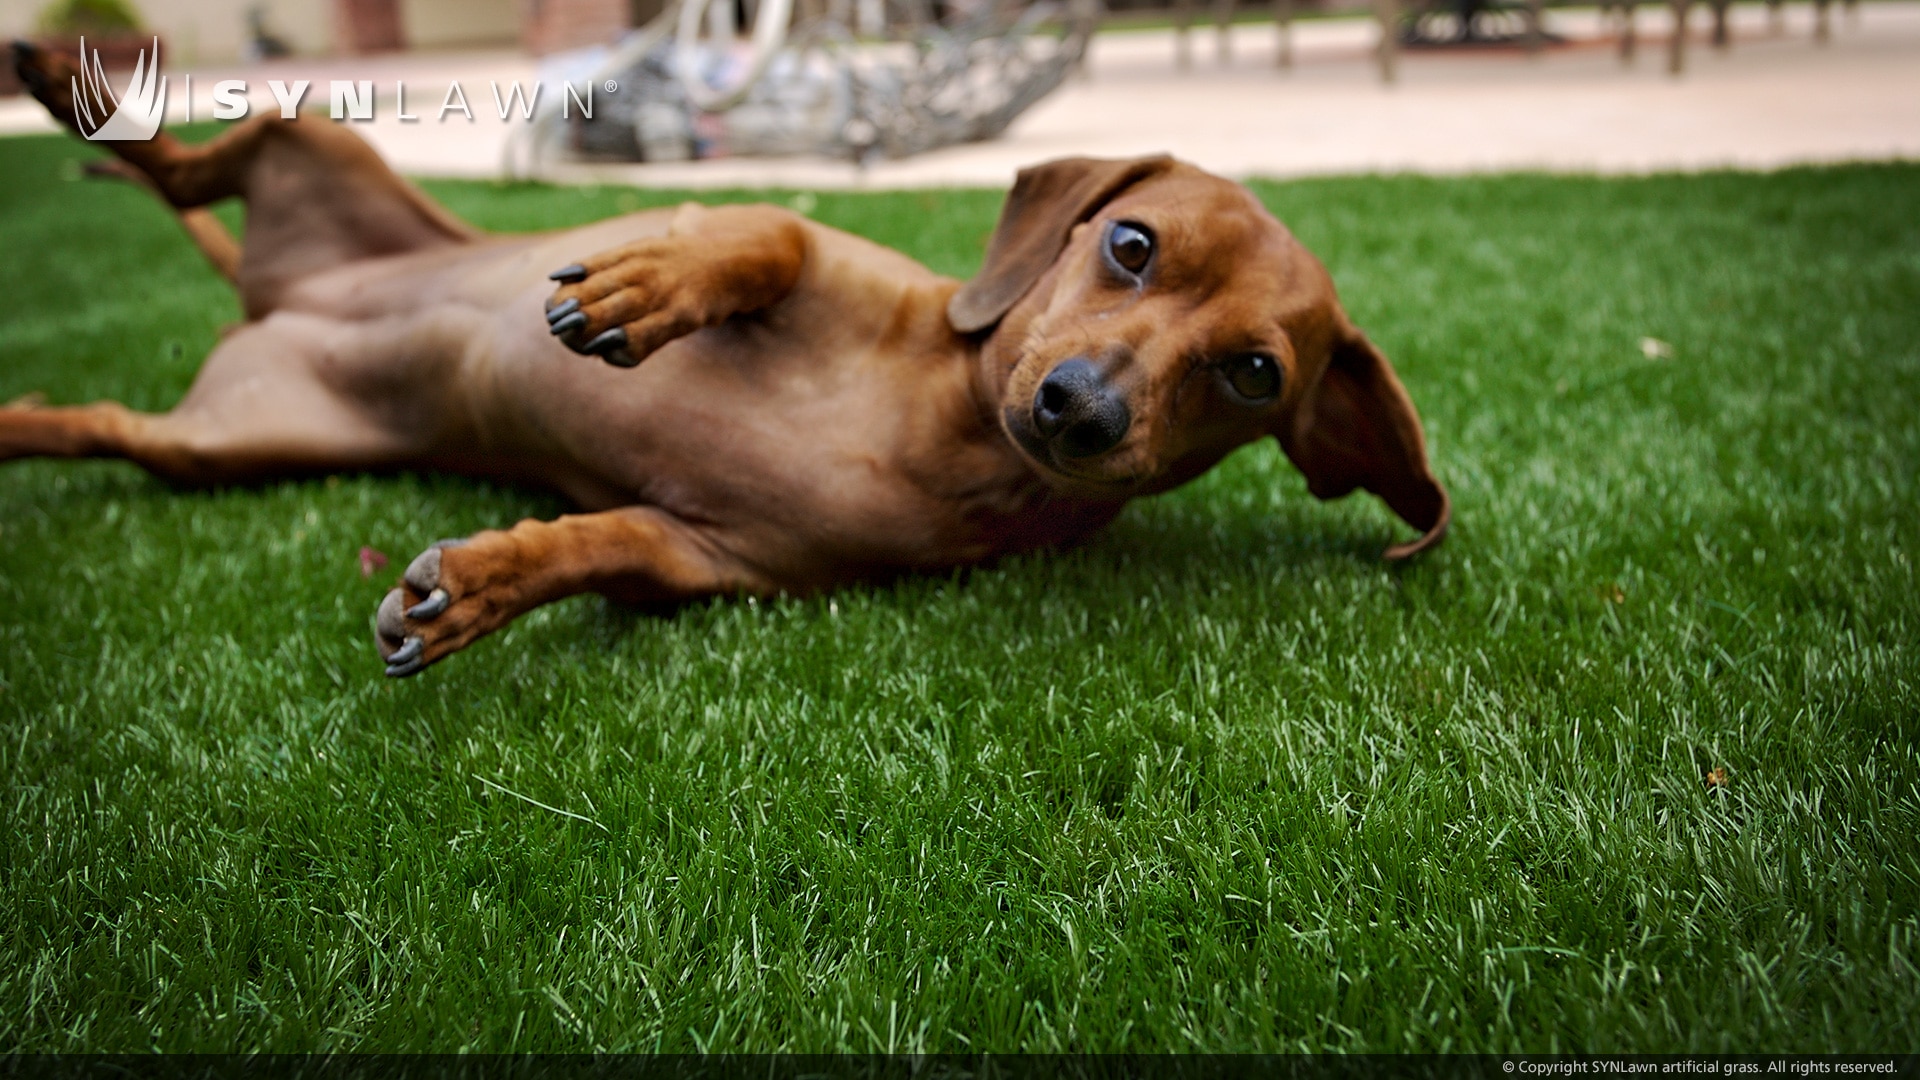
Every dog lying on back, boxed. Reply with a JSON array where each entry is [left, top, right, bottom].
[[3, 42, 1448, 677]]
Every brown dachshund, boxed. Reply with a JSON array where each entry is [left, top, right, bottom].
[[3, 42, 1448, 677]]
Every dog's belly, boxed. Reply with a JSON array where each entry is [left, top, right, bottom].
[[482, 290, 1018, 584]]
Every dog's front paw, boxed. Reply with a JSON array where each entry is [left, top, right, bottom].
[[543, 240, 709, 369], [373, 537, 510, 677]]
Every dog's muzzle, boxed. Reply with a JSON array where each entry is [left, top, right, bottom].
[[1031, 358, 1130, 460]]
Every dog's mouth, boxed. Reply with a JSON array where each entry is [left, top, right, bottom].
[[1003, 406, 1055, 467]]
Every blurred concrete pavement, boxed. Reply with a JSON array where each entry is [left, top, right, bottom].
[[3, 1, 1916, 189]]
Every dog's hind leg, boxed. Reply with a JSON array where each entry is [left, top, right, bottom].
[[81, 159, 241, 282], [0, 384, 412, 486], [12, 41, 477, 318], [0, 319, 433, 484]]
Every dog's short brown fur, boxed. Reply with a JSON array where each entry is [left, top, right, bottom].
[[4, 43, 1448, 677]]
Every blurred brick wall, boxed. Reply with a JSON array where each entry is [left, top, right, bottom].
[[520, 0, 632, 54], [335, 0, 408, 52]]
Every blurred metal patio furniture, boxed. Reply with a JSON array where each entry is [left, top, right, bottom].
[[510, 0, 1100, 170], [1384, 0, 1863, 80]]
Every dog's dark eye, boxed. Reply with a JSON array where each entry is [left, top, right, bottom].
[[1107, 222, 1153, 275], [1222, 353, 1281, 402]]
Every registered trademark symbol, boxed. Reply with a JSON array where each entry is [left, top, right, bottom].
[[604, 80, 618, 93]]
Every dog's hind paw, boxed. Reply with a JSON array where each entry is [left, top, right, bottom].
[[11, 40, 82, 126]]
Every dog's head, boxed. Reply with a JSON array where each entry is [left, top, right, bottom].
[[951, 155, 1449, 559]]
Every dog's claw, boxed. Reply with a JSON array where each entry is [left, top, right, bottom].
[[385, 656, 426, 678], [404, 547, 443, 593], [387, 636, 425, 667], [376, 588, 408, 641], [545, 297, 580, 324], [585, 327, 626, 352], [585, 327, 638, 367], [407, 588, 450, 620], [548, 311, 587, 339], [549, 264, 588, 283]]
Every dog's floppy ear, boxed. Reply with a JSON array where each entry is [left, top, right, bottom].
[[947, 155, 1178, 334], [1277, 325, 1450, 561]]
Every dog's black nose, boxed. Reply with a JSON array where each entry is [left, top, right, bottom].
[[1032, 358, 1130, 459]]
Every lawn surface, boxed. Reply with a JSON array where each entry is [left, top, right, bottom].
[[1, 129, 1916, 1052]]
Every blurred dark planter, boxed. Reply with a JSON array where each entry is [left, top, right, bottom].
[[1, 34, 164, 97]]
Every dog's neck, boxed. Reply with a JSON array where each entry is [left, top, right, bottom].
[[879, 284, 1127, 555]]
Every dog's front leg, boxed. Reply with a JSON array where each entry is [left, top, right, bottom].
[[542, 203, 809, 367], [373, 507, 762, 677]]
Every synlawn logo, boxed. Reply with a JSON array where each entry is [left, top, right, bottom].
[[72, 36, 167, 142], [64, 34, 598, 139]]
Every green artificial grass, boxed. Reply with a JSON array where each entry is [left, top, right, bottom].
[[1, 128, 1916, 1053]]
